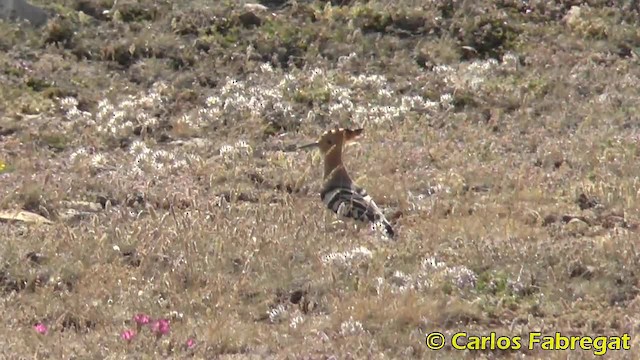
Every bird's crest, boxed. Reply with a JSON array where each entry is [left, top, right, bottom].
[[298, 127, 364, 153]]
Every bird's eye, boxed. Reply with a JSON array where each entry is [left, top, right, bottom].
[[327, 140, 332, 145]]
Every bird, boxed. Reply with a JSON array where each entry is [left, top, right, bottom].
[[298, 127, 395, 239]]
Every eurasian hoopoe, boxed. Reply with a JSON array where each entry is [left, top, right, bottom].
[[299, 127, 395, 239]]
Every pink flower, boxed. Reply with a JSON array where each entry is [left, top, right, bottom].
[[133, 313, 150, 331], [185, 338, 196, 349], [133, 313, 150, 325], [34, 323, 48, 335], [121, 329, 136, 342], [150, 319, 170, 338]]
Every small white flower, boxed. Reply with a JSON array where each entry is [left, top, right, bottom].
[[66, 107, 81, 118], [321, 246, 373, 267], [205, 96, 221, 108], [121, 121, 134, 130], [445, 265, 478, 289], [337, 52, 357, 67], [309, 68, 324, 82], [260, 62, 274, 73], [597, 93, 609, 104], [136, 112, 149, 122], [378, 88, 393, 98], [69, 148, 87, 162], [268, 304, 288, 323], [177, 114, 193, 126], [59, 97, 79, 110], [219, 145, 235, 156], [422, 257, 446, 270], [471, 77, 485, 90], [97, 99, 111, 109], [119, 100, 136, 109], [129, 140, 148, 155], [389, 270, 412, 287], [433, 64, 454, 74], [170, 159, 188, 171], [502, 52, 518, 70], [90, 153, 108, 169], [185, 153, 202, 163], [340, 317, 364, 336], [112, 110, 126, 120], [440, 93, 454, 109], [350, 246, 373, 259], [221, 78, 244, 95], [134, 152, 149, 167], [236, 140, 251, 154], [289, 315, 304, 329], [152, 150, 172, 162], [153, 162, 164, 171]]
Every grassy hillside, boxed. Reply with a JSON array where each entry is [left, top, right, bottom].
[[1, 0, 640, 358]]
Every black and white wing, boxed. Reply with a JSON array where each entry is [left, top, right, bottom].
[[320, 185, 395, 238]]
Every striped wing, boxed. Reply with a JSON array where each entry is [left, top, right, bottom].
[[320, 185, 394, 238]]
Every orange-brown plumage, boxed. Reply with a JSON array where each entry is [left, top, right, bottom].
[[299, 127, 394, 238]]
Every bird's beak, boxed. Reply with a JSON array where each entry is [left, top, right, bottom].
[[298, 142, 319, 150]]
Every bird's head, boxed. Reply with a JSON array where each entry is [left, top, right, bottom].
[[298, 127, 364, 154]]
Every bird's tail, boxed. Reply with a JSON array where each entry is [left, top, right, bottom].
[[380, 218, 395, 239]]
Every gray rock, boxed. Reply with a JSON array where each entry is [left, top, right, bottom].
[[0, 0, 48, 27]]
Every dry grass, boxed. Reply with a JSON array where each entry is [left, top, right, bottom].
[[1, 0, 640, 358]]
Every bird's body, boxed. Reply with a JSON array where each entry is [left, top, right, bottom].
[[299, 127, 395, 239], [320, 183, 395, 238]]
